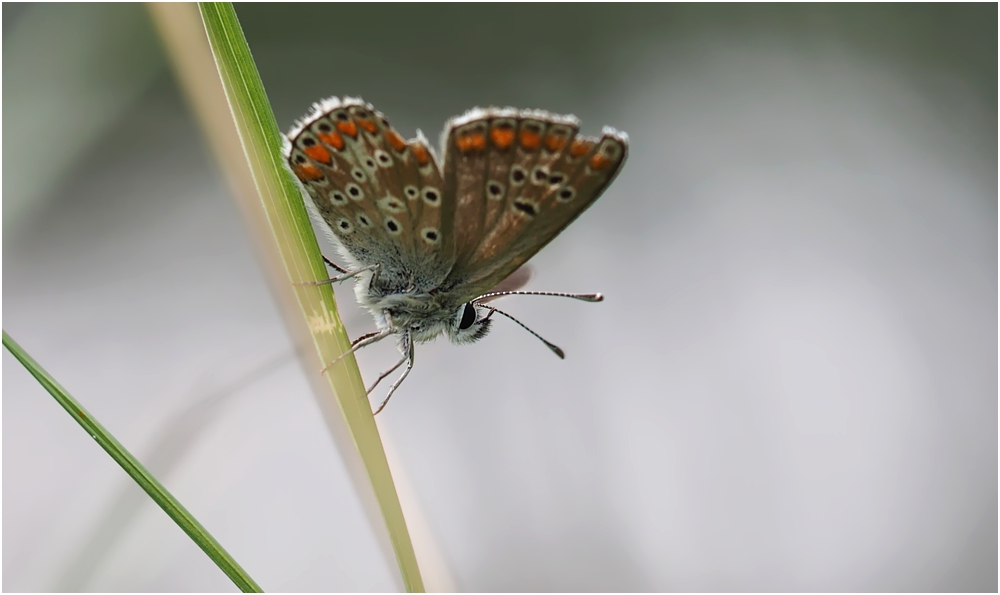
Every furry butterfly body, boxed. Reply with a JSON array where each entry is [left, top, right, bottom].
[[284, 97, 627, 412]]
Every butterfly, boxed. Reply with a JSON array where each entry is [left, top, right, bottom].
[[283, 97, 627, 414]]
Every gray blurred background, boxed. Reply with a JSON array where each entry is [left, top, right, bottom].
[[3, 3, 996, 592]]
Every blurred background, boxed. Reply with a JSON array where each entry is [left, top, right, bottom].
[[3, 3, 996, 592]]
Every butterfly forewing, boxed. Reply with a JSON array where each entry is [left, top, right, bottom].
[[440, 108, 627, 300]]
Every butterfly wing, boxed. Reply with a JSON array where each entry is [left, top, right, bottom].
[[439, 108, 627, 301], [477, 264, 533, 304], [284, 97, 456, 291]]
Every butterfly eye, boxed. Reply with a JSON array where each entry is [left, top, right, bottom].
[[458, 303, 477, 330]]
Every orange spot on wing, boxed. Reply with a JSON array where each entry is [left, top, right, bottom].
[[491, 127, 515, 149], [519, 129, 541, 150], [304, 145, 332, 164], [318, 131, 345, 150], [336, 121, 358, 137], [589, 153, 612, 171], [570, 139, 593, 157], [357, 118, 378, 134], [385, 129, 406, 152], [456, 132, 486, 153], [545, 134, 568, 152], [295, 164, 324, 181], [411, 143, 430, 166]]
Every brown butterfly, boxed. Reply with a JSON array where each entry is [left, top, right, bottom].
[[283, 98, 627, 413]]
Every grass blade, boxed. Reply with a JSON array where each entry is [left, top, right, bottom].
[[2, 330, 262, 593], [153, 3, 425, 591]]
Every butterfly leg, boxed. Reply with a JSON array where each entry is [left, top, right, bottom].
[[365, 353, 407, 395], [320, 328, 393, 373], [322, 255, 348, 274], [296, 263, 380, 287], [351, 331, 382, 347], [373, 332, 414, 415]]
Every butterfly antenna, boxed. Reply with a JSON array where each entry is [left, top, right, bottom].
[[321, 328, 392, 374], [475, 290, 603, 303], [484, 306, 565, 359]]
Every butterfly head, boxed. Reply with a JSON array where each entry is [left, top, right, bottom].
[[375, 299, 493, 345]]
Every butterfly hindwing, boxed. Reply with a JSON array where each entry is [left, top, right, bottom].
[[284, 97, 455, 290]]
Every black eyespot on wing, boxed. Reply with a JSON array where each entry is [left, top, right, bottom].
[[386, 219, 399, 232], [514, 200, 537, 216], [302, 137, 316, 147], [459, 302, 477, 330], [336, 218, 353, 234], [422, 228, 439, 244]]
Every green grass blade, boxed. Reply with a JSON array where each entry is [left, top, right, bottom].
[[193, 3, 424, 591], [2, 330, 262, 593]]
